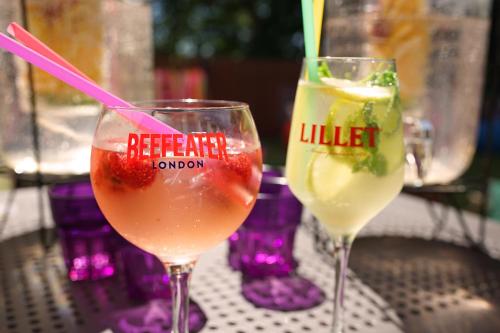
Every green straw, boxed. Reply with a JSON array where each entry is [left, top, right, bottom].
[[301, 0, 319, 82]]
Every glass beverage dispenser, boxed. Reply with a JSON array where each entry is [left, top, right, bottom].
[[323, 0, 492, 186], [0, 0, 153, 178]]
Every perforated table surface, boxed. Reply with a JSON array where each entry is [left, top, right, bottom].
[[1, 189, 500, 333]]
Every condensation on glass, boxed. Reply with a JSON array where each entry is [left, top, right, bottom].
[[323, 0, 492, 186], [0, 0, 153, 176]]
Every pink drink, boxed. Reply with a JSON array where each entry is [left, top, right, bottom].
[[91, 144, 261, 264]]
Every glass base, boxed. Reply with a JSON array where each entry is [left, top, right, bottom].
[[242, 275, 325, 311], [108, 298, 207, 333]]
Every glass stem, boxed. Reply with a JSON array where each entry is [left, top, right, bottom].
[[165, 262, 195, 333], [331, 235, 352, 333]]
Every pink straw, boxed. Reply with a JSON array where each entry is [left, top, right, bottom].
[[0, 32, 178, 135]]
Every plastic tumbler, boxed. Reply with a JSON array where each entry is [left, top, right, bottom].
[[49, 181, 117, 281], [228, 166, 286, 270], [239, 189, 302, 277], [121, 245, 170, 301], [233, 172, 326, 310]]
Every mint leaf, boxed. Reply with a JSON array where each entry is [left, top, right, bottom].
[[369, 70, 398, 87], [318, 61, 333, 78], [369, 154, 388, 176], [352, 157, 370, 173], [362, 102, 374, 123], [360, 102, 380, 153], [361, 125, 379, 154], [350, 101, 386, 176], [352, 153, 387, 176], [368, 69, 402, 136]]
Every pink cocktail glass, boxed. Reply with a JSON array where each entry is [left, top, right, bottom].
[[90, 100, 262, 333]]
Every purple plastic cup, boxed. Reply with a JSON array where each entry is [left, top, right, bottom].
[[120, 245, 170, 301], [239, 190, 302, 277], [48, 181, 118, 281], [229, 169, 302, 275], [228, 167, 290, 270], [230, 171, 326, 310]]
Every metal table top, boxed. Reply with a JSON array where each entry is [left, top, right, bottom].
[[1, 189, 500, 333]]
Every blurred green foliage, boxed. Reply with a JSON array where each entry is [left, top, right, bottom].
[[153, 0, 303, 59]]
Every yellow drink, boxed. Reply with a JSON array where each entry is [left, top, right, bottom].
[[286, 75, 405, 237]]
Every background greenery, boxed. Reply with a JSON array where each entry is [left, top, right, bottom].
[[153, 0, 303, 60]]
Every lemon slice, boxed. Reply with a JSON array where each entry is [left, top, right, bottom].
[[378, 129, 405, 173], [325, 89, 400, 137], [320, 77, 357, 88], [306, 153, 353, 202], [320, 78, 393, 102], [381, 103, 401, 135], [373, 0, 429, 102], [326, 98, 364, 130]]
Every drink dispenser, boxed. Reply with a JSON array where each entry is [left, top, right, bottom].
[[323, 0, 492, 186], [0, 0, 153, 177]]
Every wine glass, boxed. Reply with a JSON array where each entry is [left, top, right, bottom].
[[286, 57, 404, 332], [90, 100, 262, 333]]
